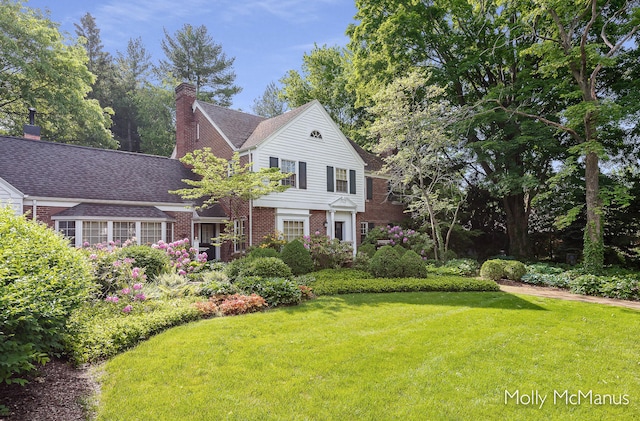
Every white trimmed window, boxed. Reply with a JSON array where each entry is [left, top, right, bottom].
[[234, 219, 246, 253], [281, 159, 297, 187], [58, 221, 76, 244], [83, 221, 107, 246], [113, 221, 136, 245], [283, 220, 305, 242], [336, 168, 348, 193], [140, 222, 163, 245], [310, 130, 323, 139]]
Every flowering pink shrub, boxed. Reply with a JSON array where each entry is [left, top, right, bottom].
[[102, 276, 148, 315], [302, 231, 353, 269], [364, 225, 434, 258], [152, 238, 207, 275]]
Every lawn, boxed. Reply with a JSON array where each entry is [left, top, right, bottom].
[[95, 291, 640, 420]]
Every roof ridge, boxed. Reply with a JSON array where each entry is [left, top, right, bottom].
[[0, 135, 176, 161]]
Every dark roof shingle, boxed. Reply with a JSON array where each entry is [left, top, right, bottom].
[[0, 136, 194, 203]]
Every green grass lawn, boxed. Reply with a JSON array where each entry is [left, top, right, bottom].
[[95, 291, 640, 420]]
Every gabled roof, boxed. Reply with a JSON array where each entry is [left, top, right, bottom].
[[0, 136, 194, 204], [242, 101, 317, 150], [195, 101, 265, 149]]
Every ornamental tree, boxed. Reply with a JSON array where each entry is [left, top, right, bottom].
[[170, 149, 291, 250]]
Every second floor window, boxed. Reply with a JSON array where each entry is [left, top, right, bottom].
[[336, 168, 348, 193], [281, 159, 297, 187]]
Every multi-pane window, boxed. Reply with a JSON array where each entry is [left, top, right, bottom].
[[336, 168, 348, 193], [234, 219, 246, 253], [360, 222, 369, 243], [113, 221, 136, 245], [310, 130, 322, 139], [140, 222, 163, 244], [283, 220, 304, 242], [281, 159, 297, 187], [58, 221, 76, 244], [83, 221, 107, 246]]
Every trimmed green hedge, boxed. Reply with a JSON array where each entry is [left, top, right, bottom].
[[308, 275, 499, 296], [64, 299, 200, 364]]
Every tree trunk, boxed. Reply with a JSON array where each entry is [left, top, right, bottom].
[[583, 149, 603, 272], [503, 193, 530, 259]]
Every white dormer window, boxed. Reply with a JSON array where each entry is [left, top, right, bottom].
[[310, 130, 323, 140]]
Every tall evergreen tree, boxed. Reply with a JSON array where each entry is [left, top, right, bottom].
[[74, 13, 115, 109], [159, 24, 241, 106], [252, 81, 287, 117]]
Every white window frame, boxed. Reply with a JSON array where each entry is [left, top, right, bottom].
[[281, 159, 297, 188], [335, 168, 348, 193], [282, 220, 305, 242]]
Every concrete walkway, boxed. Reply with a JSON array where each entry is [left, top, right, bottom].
[[498, 282, 640, 311]]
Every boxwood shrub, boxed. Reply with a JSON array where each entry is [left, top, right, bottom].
[[281, 239, 314, 275], [0, 207, 95, 384], [235, 276, 302, 306], [369, 245, 402, 278], [479, 259, 505, 281], [239, 257, 293, 279], [400, 250, 427, 278]]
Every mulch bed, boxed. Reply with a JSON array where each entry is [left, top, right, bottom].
[[0, 359, 96, 421]]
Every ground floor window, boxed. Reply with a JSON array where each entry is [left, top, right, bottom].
[[234, 219, 246, 253], [113, 221, 136, 244], [140, 222, 163, 245], [83, 221, 107, 246], [58, 221, 76, 244], [283, 220, 305, 242], [360, 222, 370, 243]]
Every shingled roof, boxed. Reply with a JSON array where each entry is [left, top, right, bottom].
[[0, 135, 195, 203], [195, 101, 266, 149]]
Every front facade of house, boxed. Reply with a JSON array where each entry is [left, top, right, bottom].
[[0, 84, 405, 261], [174, 83, 405, 259]]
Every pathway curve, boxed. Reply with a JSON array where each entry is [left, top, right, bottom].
[[498, 281, 640, 311]]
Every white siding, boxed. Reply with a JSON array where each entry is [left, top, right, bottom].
[[0, 178, 23, 215], [252, 104, 365, 212]]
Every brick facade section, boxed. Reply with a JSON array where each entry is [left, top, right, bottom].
[[359, 177, 407, 242], [251, 207, 275, 245], [165, 211, 193, 242], [309, 210, 328, 237], [28, 205, 68, 228]]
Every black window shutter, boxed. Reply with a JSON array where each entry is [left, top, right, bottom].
[[349, 170, 356, 194], [299, 161, 307, 189], [269, 157, 279, 168], [366, 177, 373, 200], [368, 222, 375, 231], [327, 166, 334, 192]]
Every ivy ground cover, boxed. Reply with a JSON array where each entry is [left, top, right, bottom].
[[95, 292, 640, 420]]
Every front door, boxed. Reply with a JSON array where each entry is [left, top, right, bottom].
[[200, 223, 217, 260], [334, 221, 344, 241]]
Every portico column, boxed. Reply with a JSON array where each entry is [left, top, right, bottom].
[[329, 210, 335, 239], [351, 211, 357, 257]]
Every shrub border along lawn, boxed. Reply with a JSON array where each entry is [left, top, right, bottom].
[[308, 269, 498, 295]]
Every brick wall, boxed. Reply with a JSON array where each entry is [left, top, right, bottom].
[[251, 207, 275, 245], [310, 210, 327, 236], [360, 177, 407, 243], [165, 210, 193, 242], [28, 206, 68, 228]]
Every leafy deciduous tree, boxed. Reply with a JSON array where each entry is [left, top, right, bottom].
[[0, 0, 114, 147]]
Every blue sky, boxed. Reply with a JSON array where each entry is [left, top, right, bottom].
[[25, 0, 358, 112]]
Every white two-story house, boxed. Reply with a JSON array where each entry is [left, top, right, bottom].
[[174, 83, 405, 260]]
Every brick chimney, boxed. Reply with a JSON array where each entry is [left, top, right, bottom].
[[175, 83, 196, 159], [23, 108, 41, 140]]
